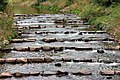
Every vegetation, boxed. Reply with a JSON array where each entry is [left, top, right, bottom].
[[13, 0, 39, 14], [0, 0, 17, 47], [93, 0, 120, 6], [0, 0, 119, 47], [32, 0, 74, 13], [32, 0, 120, 41], [0, 0, 8, 11]]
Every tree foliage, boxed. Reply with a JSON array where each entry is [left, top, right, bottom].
[[93, 0, 120, 7], [0, 0, 7, 11]]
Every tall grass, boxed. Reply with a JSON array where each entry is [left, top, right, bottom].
[[0, 0, 17, 47]]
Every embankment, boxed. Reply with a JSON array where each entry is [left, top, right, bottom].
[[32, 0, 120, 43], [0, 0, 17, 48]]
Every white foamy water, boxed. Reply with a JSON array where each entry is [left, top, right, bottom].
[[17, 23, 55, 26]]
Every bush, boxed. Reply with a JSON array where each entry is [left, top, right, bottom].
[[93, 0, 120, 7], [0, 0, 7, 11]]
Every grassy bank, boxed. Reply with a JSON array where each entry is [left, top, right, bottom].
[[13, 0, 38, 14], [69, 0, 120, 41], [32, 0, 120, 41], [0, 0, 17, 47]]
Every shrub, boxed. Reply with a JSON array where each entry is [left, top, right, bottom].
[[93, 0, 120, 7], [0, 0, 7, 11]]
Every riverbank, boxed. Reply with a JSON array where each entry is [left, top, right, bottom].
[[0, 1, 17, 48], [32, 0, 120, 43], [13, 0, 38, 14]]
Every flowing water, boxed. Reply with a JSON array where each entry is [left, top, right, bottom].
[[0, 14, 120, 80]]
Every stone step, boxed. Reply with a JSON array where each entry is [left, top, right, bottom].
[[0, 70, 120, 78], [42, 38, 115, 43], [11, 38, 36, 43], [35, 31, 106, 34], [10, 38, 115, 43], [0, 57, 120, 64], [0, 46, 120, 52]]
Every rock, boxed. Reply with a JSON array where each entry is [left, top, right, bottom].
[[0, 48, 12, 52], [35, 31, 42, 34], [103, 38, 115, 41], [0, 72, 12, 78], [100, 70, 115, 75], [54, 20, 64, 23], [23, 38, 36, 42], [14, 47, 29, 51], [29, 26, 39, 29], [56, 39, 64, 42], [16, 58, 28, 63], [28, 46, 40, 51], [64, 31, 69, 34], [3, 40, 10, 45], [106, 76, 112, 79], [75, 47, 93, 51], [41, 71, 56, 76], [0, 46, 1, 49], [55, 63, 62, 67], [73, 58, 81, 62], [17, 26, 24, 29], [30, 72, 40, 76], [88, 31, 96, 34], [65, 47, 75, 49], [70, 31, 77, 34], [42, 46, 53, 51], [13, 72, 30, 77], [118, 41, 120, 45], [70, 39, 76, 41], [78, 38, 82, 41], [98, 59, 113, 63], [13, 72, 23, 77], [62, 58, 71, 62], [114, 45, 120, 50], [72, 70, 92, 75], [52, 57, 62, 62], [78, 32, 83, 35], [97, 49, 104, 53], [0, 58, 5, 64], [43, 38, 56, 43], [44, 57, 53, 62], [56, 70, 68, 76], [79, 59, 93, 62], [6, 58, 16, 63], [28, 57, 44, 63], [54, 47, 63, 51], [115, 70, 120, 75], [84, 39, 90, 42], [11, 39, 24, 43]]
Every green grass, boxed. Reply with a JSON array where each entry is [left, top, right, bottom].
[[30, 0, 120, 41], [14, 0, 120, 41], [32, 4, 61, 14], [0, 0, 17, 47], [68, 0, 120, 40]]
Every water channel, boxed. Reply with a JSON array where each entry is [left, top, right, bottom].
[[0, 4, 120, 80]]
